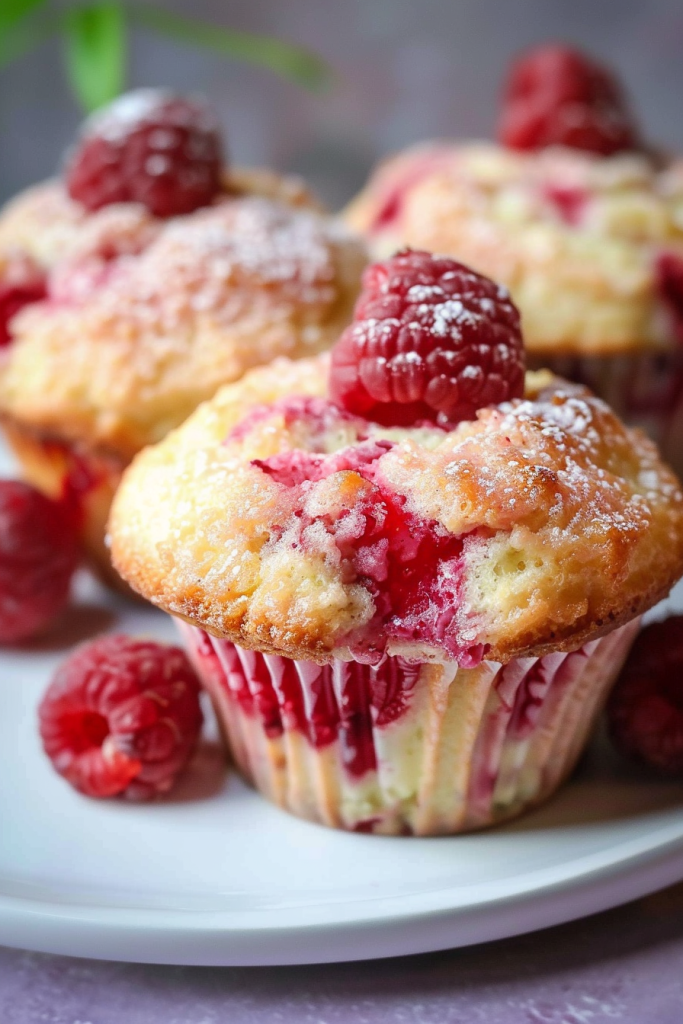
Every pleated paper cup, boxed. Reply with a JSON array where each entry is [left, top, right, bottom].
[[179, 619, 640, 835]]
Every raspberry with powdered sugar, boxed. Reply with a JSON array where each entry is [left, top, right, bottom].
[[66, 89, 224, 217], [330, 249, 525, 427]]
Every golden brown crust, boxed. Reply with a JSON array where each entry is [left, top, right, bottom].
[[109, 356, 683, 665], [0, 190, 366, 459], [345, 141, 683, 356]]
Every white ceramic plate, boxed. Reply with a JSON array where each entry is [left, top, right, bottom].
[[1, 565, 682, 966]]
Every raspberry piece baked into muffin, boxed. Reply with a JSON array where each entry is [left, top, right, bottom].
[[0, 90, 366, 587], [109, 252, 683, 834], [345, 46, 683, 477]]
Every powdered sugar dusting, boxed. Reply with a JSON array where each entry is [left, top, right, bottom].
[[82, 197, 345, 323], [430, 298, 479, 335], [82, 89, 210, 144]]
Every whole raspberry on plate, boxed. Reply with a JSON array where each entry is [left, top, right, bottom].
[[329, 249, 525, 426], [607, 617, 683, 776], [39, 635, 204, 800], [498, 44, 640, 155], [66, 89, 224, 217], [0, 480, 79, 644]]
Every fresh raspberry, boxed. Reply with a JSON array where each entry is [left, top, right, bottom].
[[39, 635, 204, 799], [0, 481, 79, 644], [0, 265, 47, 346], [65, 89, 224, 217], [329, 249, 525, 427], [498, 45, 640, 155], [607, 617, 683, 776]]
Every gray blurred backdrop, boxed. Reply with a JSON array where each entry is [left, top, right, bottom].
[[2, 0, 683, 210]]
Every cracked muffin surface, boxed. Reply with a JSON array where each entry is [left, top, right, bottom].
[[109, 354, 683, 665]]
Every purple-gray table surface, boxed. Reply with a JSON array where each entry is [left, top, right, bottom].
[[2, 882, 683, 1023]]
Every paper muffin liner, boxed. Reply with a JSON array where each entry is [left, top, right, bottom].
[[179, 617, 641, 835], [531, 350, 683, 480]]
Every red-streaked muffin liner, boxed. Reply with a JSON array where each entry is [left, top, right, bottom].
[[532, 351, 683, 480], [179, 618, 640, 835]]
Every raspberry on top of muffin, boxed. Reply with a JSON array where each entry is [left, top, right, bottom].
[[0, 89, 319, 270], [345, 46, 683, 358], [110, 250, 683, 667], [0, 90, 366, 456], [0, 90, 366, 586]]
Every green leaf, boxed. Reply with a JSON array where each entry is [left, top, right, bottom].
[[0, 1, 53, 70], [0, 0, 47, 36], [62, 2, 127, 112], [130, 4, 332, 92]]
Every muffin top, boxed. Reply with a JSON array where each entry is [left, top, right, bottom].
[[345, 141, 683, 356], [0, 166, 319, 275], [110, 349, 683, 667], [0, 89, 366, 459], [0, 188, 365, 458]]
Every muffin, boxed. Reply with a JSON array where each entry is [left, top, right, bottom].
[[345, 46, 683, 476], [0, 90, 366, 586], [109, 251, 683, 834]]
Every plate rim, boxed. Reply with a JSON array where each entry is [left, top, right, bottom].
[[2, 819, 683, 965]]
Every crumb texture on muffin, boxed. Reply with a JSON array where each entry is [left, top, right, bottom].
[[0, 167, 319, 271], [110, 354, 683, 665], [345, 142, 683, 355], [0, 191, 365, 458]]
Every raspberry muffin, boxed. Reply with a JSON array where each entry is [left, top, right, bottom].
[[109, 251, 683, 834], [345, 46, 683, 476], [0, 90, 366, 586]]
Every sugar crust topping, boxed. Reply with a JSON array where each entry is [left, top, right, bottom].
[[109, 355, 683, 665], [0, 193, 366, 456]]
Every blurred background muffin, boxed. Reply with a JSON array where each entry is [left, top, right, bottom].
[[3, 1, 683, 210], [0, 91, 366, 588], [345, 43, 683, 476]]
